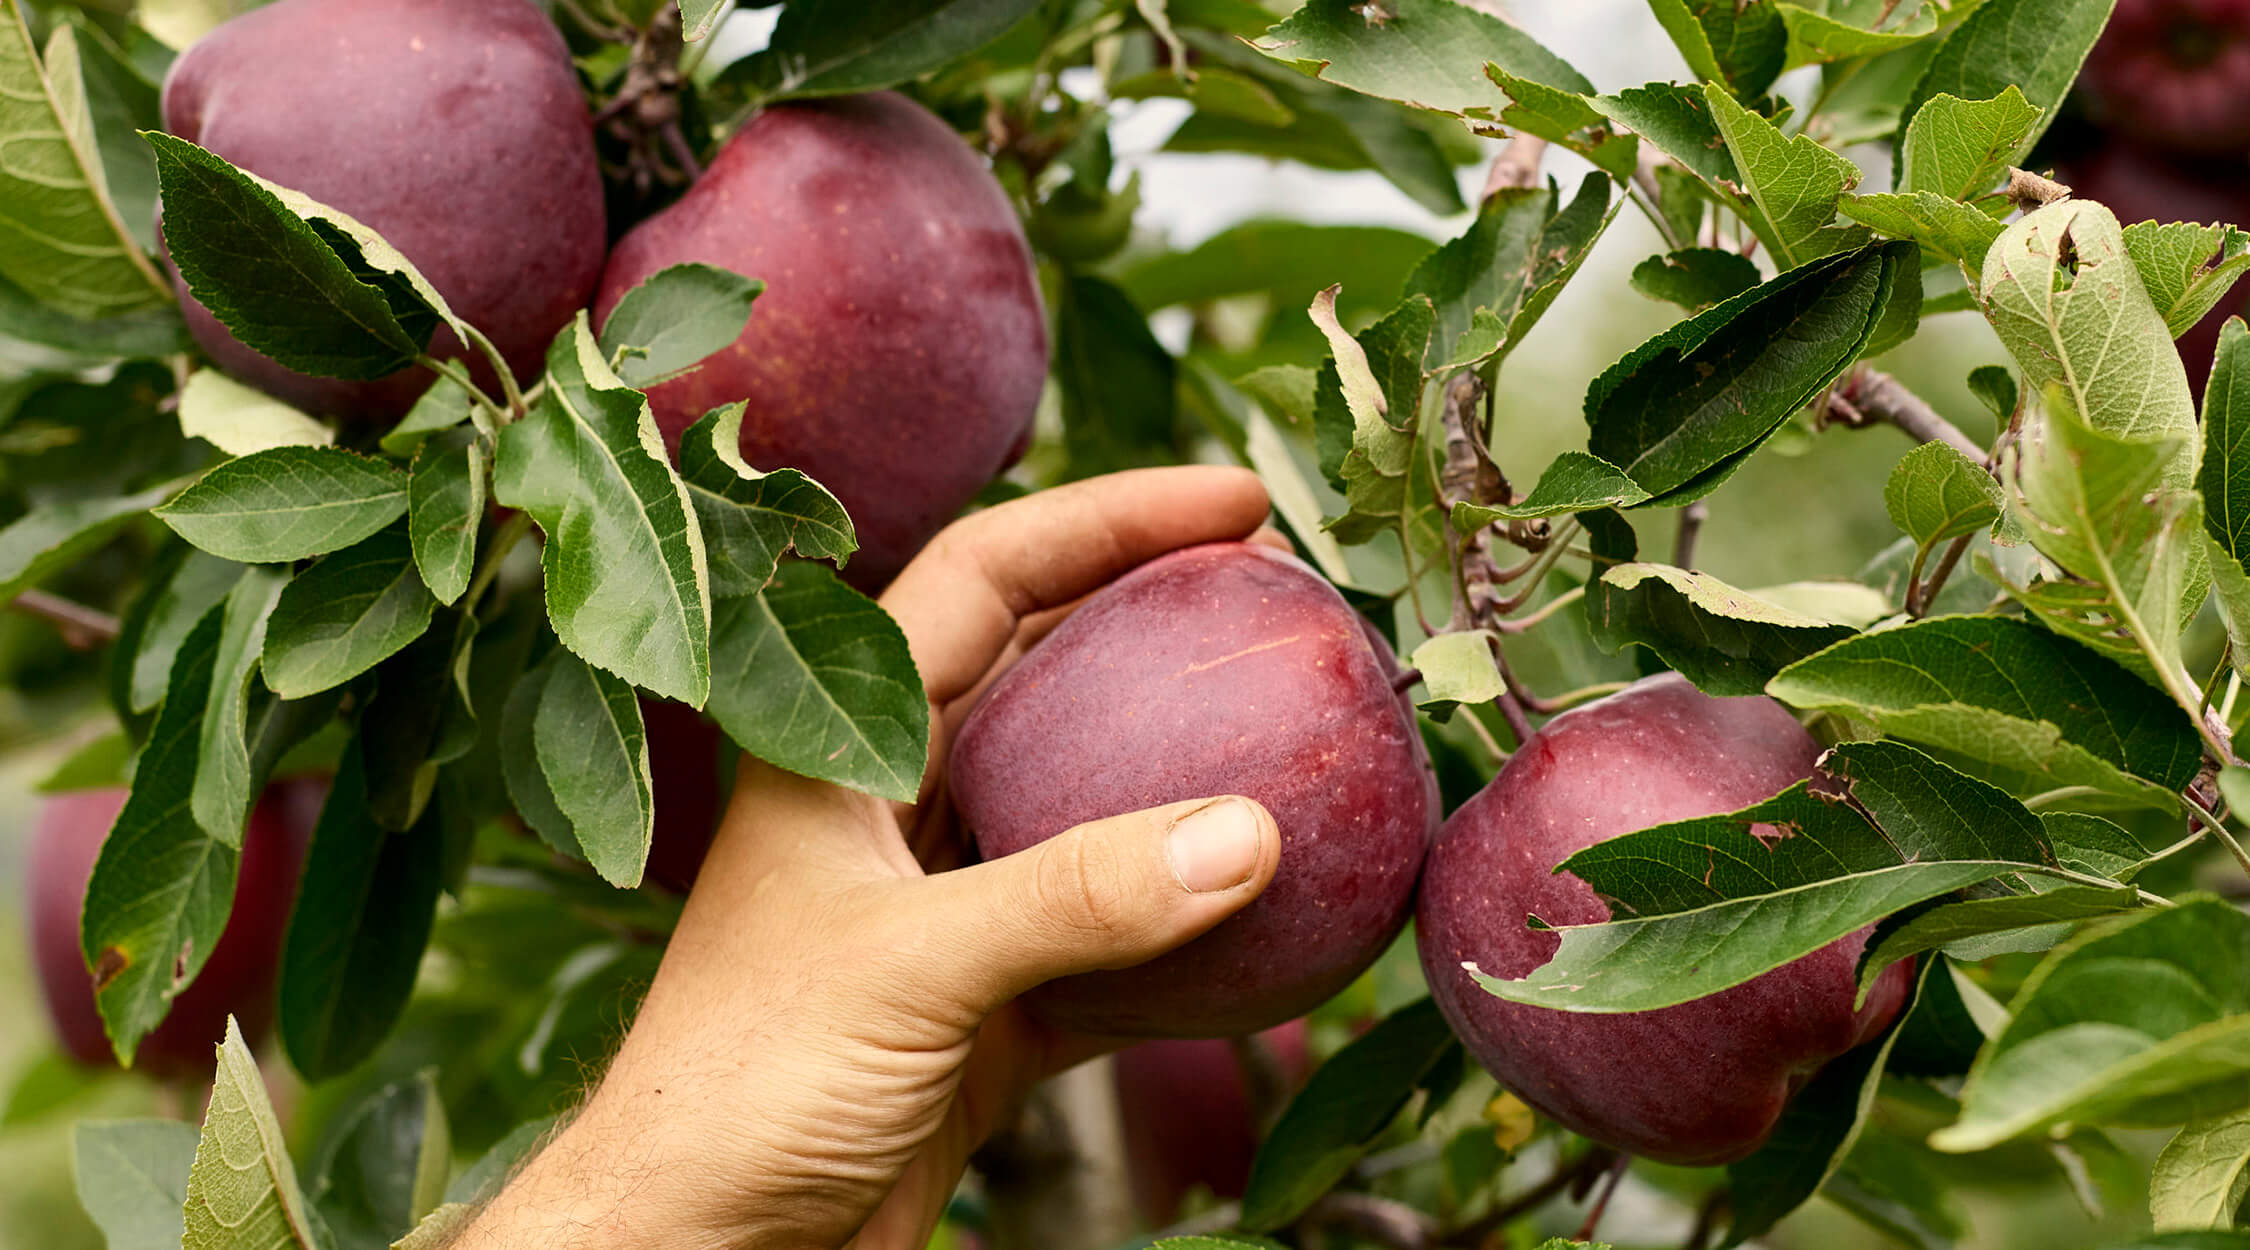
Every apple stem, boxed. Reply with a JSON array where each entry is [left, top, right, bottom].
[[1391, 667, 1423, 695], [1573, 1152, 1631, 1242]]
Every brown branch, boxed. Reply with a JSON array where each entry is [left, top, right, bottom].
[[1827, 369, 1987, 459], [1908, 533, 1972, 617], [1482, 135, 1550, 202], [11, 590, 121, 648], [1229, 1031, 1293, 1132], [2007, 165, 2072, 213], [1303, 1192, 1439, 1249], [1672, 502, 1707, 570], [1440, 1147, 1619, 1248]]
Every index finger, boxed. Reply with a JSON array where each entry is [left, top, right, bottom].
[[881, 466, 1270, 707]]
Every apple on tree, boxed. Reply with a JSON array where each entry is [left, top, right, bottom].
[[594, 91, 1049, 591], [26, 779, 321, 1080], [160, 0, 606, 422], [950, 542, 1436, 1038], [1113, 1020, 1312, 1226], [1418, 674, 1916, 1165]]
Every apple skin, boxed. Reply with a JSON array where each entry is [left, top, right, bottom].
[[1113, 1020, 1312, 1226], [641, 696, 729, 892], [593, 92, 1048, 591], [950, 542, 1435, 1038], [2082, 0, 2250, 155], [161, 0, 605, 422], [27, 779, 320, 1079], [1415, 674, 1914, 1166], [2057, 138, 2250, 393]]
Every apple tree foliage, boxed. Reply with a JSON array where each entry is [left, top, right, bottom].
[[7, 0, 2250, 1247]]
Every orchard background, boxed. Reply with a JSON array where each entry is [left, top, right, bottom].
[[2, 0, 2249, 1248]]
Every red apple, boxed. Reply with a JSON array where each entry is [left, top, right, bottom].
[[1114, 1020, 1313, 1225], [27, 779, 320, 1078], [641, 696, 729, 892], [162, 0, 605, 421], [1416, 674, 1914, 1165], [594, 92, 1048, 591], [950, 543, 1435, 1038]]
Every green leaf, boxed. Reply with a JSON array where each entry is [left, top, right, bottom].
[[356, 609, 479, 833], [1629, 247, 1761, 311], [145, 132, 460, 380], [1483, 66, 1640, 179], [1163, 66, 1470, 216], [262, 523, 438, 698], [1468, 741, 2058, 1014], [1703, 83, 1865, 268], [1984, 200, 2199, 458], [1648, 0, 1787, 98], [183, 1019, 324, 1248], [1837, 190, 2007, 272], [1589, 556, 1865, 696], [192, 565, 286, 847], [2206, 322, 2250, 589], [1726, 960, 1934, 1243], [0, 3, 170, 319], [1403, 172, 1615, 368], [380, 374, 474, 460], [1590, 81, 1739, 190], [407, 426, 483, 607], [177, 369, 334, 457], [1767, 614, 2203, 803], [1240, 998, 1463, 1230], [2046, 811, 2160, 882], [308, 1073, 450, 1248], [1898, 87, 2041, 201], [73, 1119, 200, 1250], [0, 267, 186, 358], [1309, 289, 1432, 538], [1117, 220, 1438, 318], [156, 447, 410, 565], [595, 262, 763, 389], [1969, 363, 2019, 418], [1859, 885, 2145, 994], [278, 744, 444, 1079], [533, 650, 654, 888], [718, 0, 1041, 98], [707, 562, 928, 803], [117, 549, 240, 717], [1248, 0, 1593, 116], [1776, 0, 1991, 67], [1885, 441, 2002, 545], [1995, 389, 2202, 687], [0, 479, 177, 601], [1934, 898, 2250, 1151], [499, 649, 578, 861], [1056, 274, 1178, 475], [1894, 0, 2115, 183], [678, 404, 855, 598], [2152, 1110, 2250, 1232], [1586, 242, 1910, 503], [81, 608, 235, 1062], [1408, 631, 1503, 719], [2126, 223, 2250, 340], [494, 314, 710, 706], [1150, 1238, 1289, 1250], [1452, 451, 1650, 525]]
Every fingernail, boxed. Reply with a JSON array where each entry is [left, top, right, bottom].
[[1167, 799, 1263, 893]]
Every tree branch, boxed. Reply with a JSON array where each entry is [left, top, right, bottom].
[[11, 590, 121, 647], [1481, 135, 1549, 202], [1826, 369, 1986, 459], [1672, 502, 1707, 570]]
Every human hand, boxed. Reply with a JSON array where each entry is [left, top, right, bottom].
[[451, 466, 1286, 1249]]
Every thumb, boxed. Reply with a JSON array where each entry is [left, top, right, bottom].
[[921, 796, 1281, 1015]]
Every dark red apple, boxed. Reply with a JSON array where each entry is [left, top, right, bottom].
[[641, 695, 729, 892], [593, 92, 1048, 591], [2058, 138, 2250, 392], [2083, 0, 2250, 155], [1114, 1020, 1312, 1225], [28, 779, 319, 1078], [1415, 674, 1914, 1166], [162, 0, 605, 421], [949, 543, 1435, 1038]]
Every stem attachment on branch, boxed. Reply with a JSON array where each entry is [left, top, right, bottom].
[[1825, 369, 1986, 459]]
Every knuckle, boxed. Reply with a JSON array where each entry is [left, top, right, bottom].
[[1037, 832, 1142, 947]]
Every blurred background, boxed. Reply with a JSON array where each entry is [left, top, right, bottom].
[[0, 0, 2196, 1247]]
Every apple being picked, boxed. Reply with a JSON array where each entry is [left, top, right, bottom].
[[595, 92, 1048, 591], [1416, 675, 1914, 1165], [949, 542, 1435, 1038], [161, 0, 606, 421], [1114, 1020, 1312, 1225], [27, 779, 321, 1079]]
